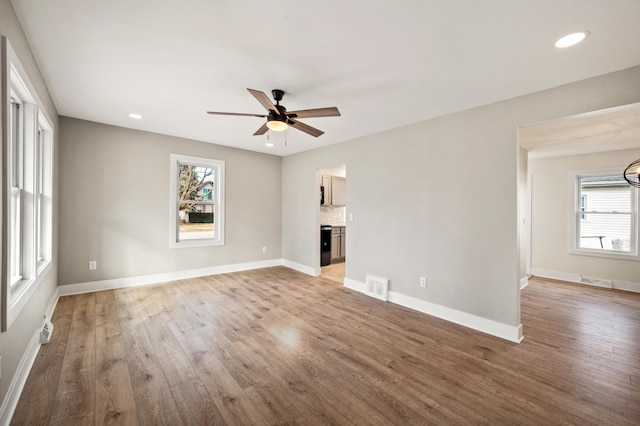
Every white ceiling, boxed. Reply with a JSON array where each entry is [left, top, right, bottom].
[[520, 103, 640, 159], [11, 0, 640, 156]]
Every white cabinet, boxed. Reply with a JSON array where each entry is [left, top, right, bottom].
[[321, 175, 346, 206]]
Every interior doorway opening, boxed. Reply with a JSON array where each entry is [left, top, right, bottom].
[[318, 164, 347, 283]]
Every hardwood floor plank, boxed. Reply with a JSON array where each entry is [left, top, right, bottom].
[[169, 379, 227, 426], [50, 366, 95, 425], [11, 268, 640, 425], [130, 366, 183, 425], [178, 335, 263, 425], [9, 296, 76, 426], [95, 341, 138, 425]]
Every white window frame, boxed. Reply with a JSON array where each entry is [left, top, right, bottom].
[[169, 153, 225, 248], [36, 111, 53, 272], [568, 168, 639, 261], [2, 37, 55, 331], [9, 98, 24, 287]]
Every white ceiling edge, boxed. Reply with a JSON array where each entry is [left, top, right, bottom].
[[520, 102, 640, 159]]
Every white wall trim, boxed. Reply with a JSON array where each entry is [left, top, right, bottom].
[[531, 268, 580, 283], [281, 259, 319, 277], [344, 278, 523, 343], [344, 277, 366, 292], [58, 259, 283, 296], [520, 276, 529, 290], [531, 267, 640, 293], [0, 287, 59, 426]]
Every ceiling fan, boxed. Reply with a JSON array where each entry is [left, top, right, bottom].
[[207, 88, 340, 137]]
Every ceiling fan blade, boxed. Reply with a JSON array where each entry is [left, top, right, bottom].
[[286, 107, 341, 119], [288, 118, 324, 137], [207, 111, 266, 117], [253, 122, 269, 136], [247, 88, 280, 114]]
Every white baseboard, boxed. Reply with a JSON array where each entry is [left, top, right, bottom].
[[0, 287, 59, 426], [520, 276, 529, 290], [344, 278, 523, 343], [281, 259, 319, 277], [343, 277, 365, 292], [531, 268, 640, 293], [58, 259, 284, 296], [531, 268, 580, 283]]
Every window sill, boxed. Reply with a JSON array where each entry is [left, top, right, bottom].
[[569, 248, 640, 262], [169, 239, 225, 249]]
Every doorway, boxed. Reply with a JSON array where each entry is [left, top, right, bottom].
[[318, 164, 347, 283], [518, 102, 640, 292]]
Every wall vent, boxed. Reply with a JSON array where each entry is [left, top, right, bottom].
[[580, 276, 613, 288], [365, 274, 389, 301], [40, 321, 54, 344]]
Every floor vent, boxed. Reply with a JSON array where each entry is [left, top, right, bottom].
[[365, 274, 389, 301], [580, 277, 613, 288], [40, 321, 54, 344]]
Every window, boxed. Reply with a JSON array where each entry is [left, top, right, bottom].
[[9, 98, 23, 286], [570, 169, 638, 260], [2, 37, 54, 331], [36, 112, 53, 269], [169, 154, 225, 248]]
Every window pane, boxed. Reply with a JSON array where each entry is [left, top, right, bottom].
[[579, 176, 631, 213], [576, 174, 634, 253], [10, 188, 22, 282], [177, 163, 216, 241], [578, 212, 631, 252]]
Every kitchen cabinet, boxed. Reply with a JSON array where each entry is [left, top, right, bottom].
[[321, 175, 346, 206], [331, 176, 346, 206], [321, 175, 332, 206], [330, 226, 346, 263]]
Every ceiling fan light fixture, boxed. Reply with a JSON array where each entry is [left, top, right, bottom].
[[266, 117, 288, 132]]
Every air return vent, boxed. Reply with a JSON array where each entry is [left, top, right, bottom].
[[40, 321, 54, 344], [365, 274, 389, 301], [580, 276, 612, 288]]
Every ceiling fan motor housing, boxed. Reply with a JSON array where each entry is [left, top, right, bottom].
[[272, 89, 285, 102]]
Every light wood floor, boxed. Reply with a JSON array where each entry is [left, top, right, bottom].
[[320, 262, 345, 283], [11, 268, 640, 425]]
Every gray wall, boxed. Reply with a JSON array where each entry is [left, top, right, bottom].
[[58, 117, 282, 285], [283, 66, 640, 328], [529, 148, 640, 284], [0, 0, 59, 413]]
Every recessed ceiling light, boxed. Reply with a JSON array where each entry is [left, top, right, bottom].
[[265, 142, 274, 148], [128, 113, 143, 120], [555, 31, 589, 48]]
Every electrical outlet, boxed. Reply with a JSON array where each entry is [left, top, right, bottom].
[[419, 277, 427, 288], [89, 261, 97, 270], [262, 246, 267, 253]]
